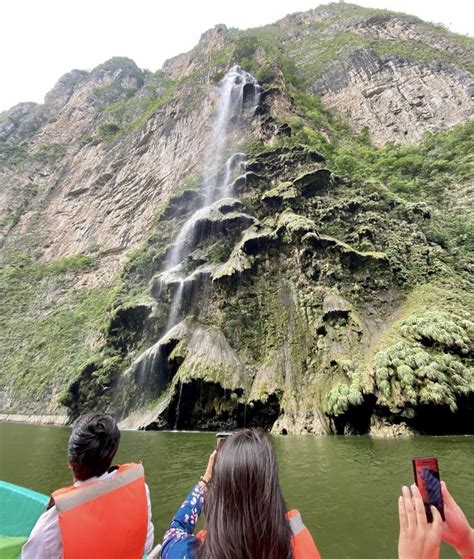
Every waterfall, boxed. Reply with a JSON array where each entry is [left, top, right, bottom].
[[162, 65, 260, 328], [221, 152, 247, 198], [174, 378, 184, 430], [202, 66, 260, 205], [127, 66, 261, 423], [166, 280, 184, 331]]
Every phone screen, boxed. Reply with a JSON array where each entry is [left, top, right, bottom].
[[216, 432, 233, 449], [412, 456, 444, 522]]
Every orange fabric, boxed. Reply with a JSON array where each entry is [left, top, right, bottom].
[[288, 509, 321, 559], [194, 509, 321, 558], [52, 463, 148, 559], [196, 529, 206, 542]]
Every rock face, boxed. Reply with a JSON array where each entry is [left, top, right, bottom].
[[0, 58, 219, 284], [273, 4, 474, 145], [0, 3, 473, 435], [312, 49, 473, 146], [59, 144, 474, 436]]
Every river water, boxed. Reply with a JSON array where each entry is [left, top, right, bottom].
[[0, 422, 472, 558]]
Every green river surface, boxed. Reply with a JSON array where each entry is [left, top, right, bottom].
[[0, 422, 473, 558]]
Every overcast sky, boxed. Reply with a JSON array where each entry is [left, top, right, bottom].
[[0, 0, 473, 113]]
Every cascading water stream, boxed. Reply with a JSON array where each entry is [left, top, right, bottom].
[[174, 378, 184, 430], [162, 66, 260, 330], [128, 66, 261, 422], [221, 152, 246, 198], [166, 280, 184, 331], [202, 66, 260, 205]]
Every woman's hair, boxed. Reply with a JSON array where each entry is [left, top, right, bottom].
[[68, 413, 121, 481], [198, 428, 292, 559]]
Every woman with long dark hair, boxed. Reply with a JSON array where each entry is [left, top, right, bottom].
[[161, 428, 321, 559]]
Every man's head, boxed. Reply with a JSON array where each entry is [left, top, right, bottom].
[[68, 413, 121, 481]]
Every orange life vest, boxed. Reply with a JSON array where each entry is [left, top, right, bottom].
[[288, 509, 321, 559], [196, 508, 321, 558], [51, 462, 148, 559]]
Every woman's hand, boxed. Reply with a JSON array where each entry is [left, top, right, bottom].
[[398, 484, 443, 559], [200, 450, 217, 487], [440, 481, 474, 557]]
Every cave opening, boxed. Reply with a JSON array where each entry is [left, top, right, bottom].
[[148, 380, 281, 432], [237, 394, 281, 431], [163, 380, 243, 431], [406, 395, 474, 435], [332, 394, 377, 435]]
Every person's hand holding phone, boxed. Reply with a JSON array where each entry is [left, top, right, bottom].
[[199, 450, 217, 489], [398, 484, 443, 559], [440, 481, 474, 558]]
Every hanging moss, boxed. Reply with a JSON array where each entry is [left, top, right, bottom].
[[373, 341, 473, 413], [400, 309, 473, 354], [323, 359, 365, 416]]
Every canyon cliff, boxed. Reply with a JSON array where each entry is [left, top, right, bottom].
[[1, 3, 473, 436]]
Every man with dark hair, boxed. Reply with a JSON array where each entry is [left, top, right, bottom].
[[22, 413, 154, 558]]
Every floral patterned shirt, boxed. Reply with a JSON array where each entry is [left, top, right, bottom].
[[161, 482, 206, 559]]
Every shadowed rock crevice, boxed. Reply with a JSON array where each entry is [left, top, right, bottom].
[[107, 304, 156, 354], [141, 380, 281, 431], [406, 395, 474, 435], [367, 394, 474, 437]]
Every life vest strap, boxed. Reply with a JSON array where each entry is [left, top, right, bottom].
[[288, 512, 306, 536]]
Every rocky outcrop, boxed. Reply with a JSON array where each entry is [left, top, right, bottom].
[[163, 24, 231, 80], [273, 3, 474, 145], [0, 59, 230, 281], [369, 415, 415, 438], [0, 413, 68, 426]]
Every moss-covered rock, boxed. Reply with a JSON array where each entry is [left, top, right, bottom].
[[65, 141, 472, 436]]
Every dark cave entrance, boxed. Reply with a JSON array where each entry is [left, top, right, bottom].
[[167, 380, 242, 431], [238, 395, 282, 430], [332, 394, 377, 435], [146, 380, 281, 431], [406, 395, 474, 435]]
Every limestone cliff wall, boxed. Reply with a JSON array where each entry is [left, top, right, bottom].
[[273, 4, 474, 145], [312, 50, 473, 146]]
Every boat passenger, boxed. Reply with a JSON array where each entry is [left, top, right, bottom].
[[398, 482, 474, 559], [161, 427, 321, 559], [21, 412, 154, 559]]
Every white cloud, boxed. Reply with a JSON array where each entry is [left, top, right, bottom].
[[0, 0, 472, 112]]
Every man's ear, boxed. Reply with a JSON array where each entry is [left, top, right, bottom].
[[67, 462, 73, 470]]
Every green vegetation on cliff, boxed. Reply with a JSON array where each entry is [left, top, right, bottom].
[[0, 254, 116, 406]]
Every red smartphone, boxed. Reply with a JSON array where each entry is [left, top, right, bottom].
[[216, 432, 233, 450], [412, 456, 445, 522]]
